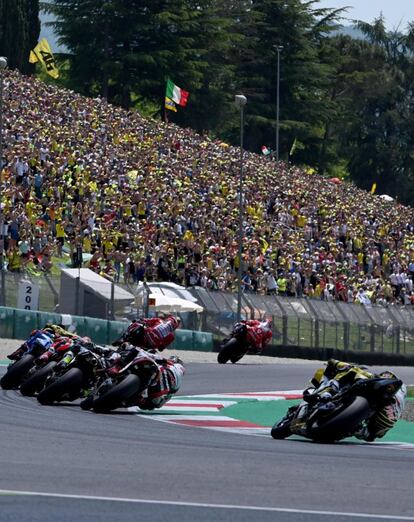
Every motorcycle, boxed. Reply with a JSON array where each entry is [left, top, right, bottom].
[[19, 336, 81, 397], [270, 376, 403, 443], [37, 345, 109, 405], [217, 321, 268, 364], [88, 349, 161, 413], [0, 331, 54, 390]]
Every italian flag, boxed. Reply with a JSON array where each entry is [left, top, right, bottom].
[[261, 145, 271, 156], [166, 79, 189, 107]]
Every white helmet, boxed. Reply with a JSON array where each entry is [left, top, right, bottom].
[[168, 361, 185, 392]]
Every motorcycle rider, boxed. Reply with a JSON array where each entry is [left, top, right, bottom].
[[7, 323, 76, 361], [35, 333, 95, 365], [81, 347, 185, 411], [292, 359, 407, 441], [112, 314, 181, 352], [236, 318, 272, 353], [133, 351, 185, 410]]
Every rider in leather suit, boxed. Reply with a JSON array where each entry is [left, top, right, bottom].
[[299, 359, 407, 441], [113, 315, 180, 352], [238, 319, 272, 353]]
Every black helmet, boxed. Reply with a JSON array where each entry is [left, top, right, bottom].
[[124, 321, 145, 346]]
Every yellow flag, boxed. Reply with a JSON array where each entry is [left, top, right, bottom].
[[260, 237, 269, 254], [371, 183, 377, 194], [165, 96, 177, 112], [29, 38, 59, 79], [29, 50, 38, 63]]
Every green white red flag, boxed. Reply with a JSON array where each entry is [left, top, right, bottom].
[[166, 79, 189, 107]]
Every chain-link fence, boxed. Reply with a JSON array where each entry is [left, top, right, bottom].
[[187, 288, 414, 355], [1, 271, 414, 354]]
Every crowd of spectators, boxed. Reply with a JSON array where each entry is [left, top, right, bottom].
[[2, 69, 414, 307]]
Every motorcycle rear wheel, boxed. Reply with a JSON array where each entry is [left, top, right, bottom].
[[307, 396, 370, 443], [217, 338, 245, 364], [37, 367, 83, 405], [20, 361, 57, 396], [0, 354, 35, 390], [92, 374, 142, 413]]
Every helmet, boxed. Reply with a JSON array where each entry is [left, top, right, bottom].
[[124, 321, 145, 346], [169, 355, 184, 365], [378, 370, 397, 380], [167, 361, 185, 392], [261, 319, 272, 331], [43, 326, 56, 335]]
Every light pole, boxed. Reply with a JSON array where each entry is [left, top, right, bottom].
[[275, 45, 283, 162], [234, 94, 247, 322], [0, 56, 7, 306]]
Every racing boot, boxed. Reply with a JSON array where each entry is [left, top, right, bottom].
[[7, 345, 27, 361]]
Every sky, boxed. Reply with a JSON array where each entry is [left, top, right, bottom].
[[316, 0, 414, 30], [40, 1, 414, 50]]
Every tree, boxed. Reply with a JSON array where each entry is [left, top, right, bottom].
[[169, 0, 246, 134], [42, 0, 231, 113], [0, 0, 40, 73], [339, 17, 414, 203], [233, 0, 344, 159]]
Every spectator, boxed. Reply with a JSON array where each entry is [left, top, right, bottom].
[[1, 68, 414, 310]]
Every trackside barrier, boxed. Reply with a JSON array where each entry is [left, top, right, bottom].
[[0, 307, 213, 351]]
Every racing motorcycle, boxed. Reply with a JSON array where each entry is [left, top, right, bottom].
[[217, 321, 269, 364], [270, 376, 403, 443], [0, 330, 54, 390], [87, 348, 161, 413], [37, 344, 109, 405], [19, 336, 83, 397]]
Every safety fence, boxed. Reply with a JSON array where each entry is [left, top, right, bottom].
[[0, 307, 213, 351], [187, 288, 414, 356], [1, 271, 414, 355]]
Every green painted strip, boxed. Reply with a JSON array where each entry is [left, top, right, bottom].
[[146, 411, 223, 416], [225, 399, 300, 427], [225, 400, 414, 443]]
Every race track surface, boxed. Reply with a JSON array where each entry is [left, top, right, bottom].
[[1, 361, 414, 522]]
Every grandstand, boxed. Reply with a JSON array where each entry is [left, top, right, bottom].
[[1, 69, 414, 309]]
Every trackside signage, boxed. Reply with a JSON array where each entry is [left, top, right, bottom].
[[17, 280, 40, 311]]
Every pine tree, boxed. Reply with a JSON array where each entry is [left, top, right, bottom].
[[0, 0, 40, 73], [234, 0, 343, 158]]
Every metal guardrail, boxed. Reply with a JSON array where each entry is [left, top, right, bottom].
[[1, 272, 413, 355]]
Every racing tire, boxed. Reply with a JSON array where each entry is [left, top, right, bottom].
[[307, 396, 370, 443], [80, 395, 94, 411], [0, 354, 35, 390], [37, 367, 83, 405], [92, 374, 142, 413], [230, 353, 245, 364], [271, 418, 292, 439], [217, 338, 245, 364], [20, 361, 57, 397]]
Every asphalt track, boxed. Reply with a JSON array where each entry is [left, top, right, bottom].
[[1, 361, 414, 522]]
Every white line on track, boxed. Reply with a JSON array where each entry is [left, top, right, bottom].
[[0, 489, 413, 520]]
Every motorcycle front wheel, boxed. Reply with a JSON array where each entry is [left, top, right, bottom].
[[217, 338, 245, 364], [271, 417, 292, 439], [307, 396, 370, 443], [0, 354, 35, 390], [20, 361, 57, 396], [92, 374, 142, 413], [37, 367, 83, 405]]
